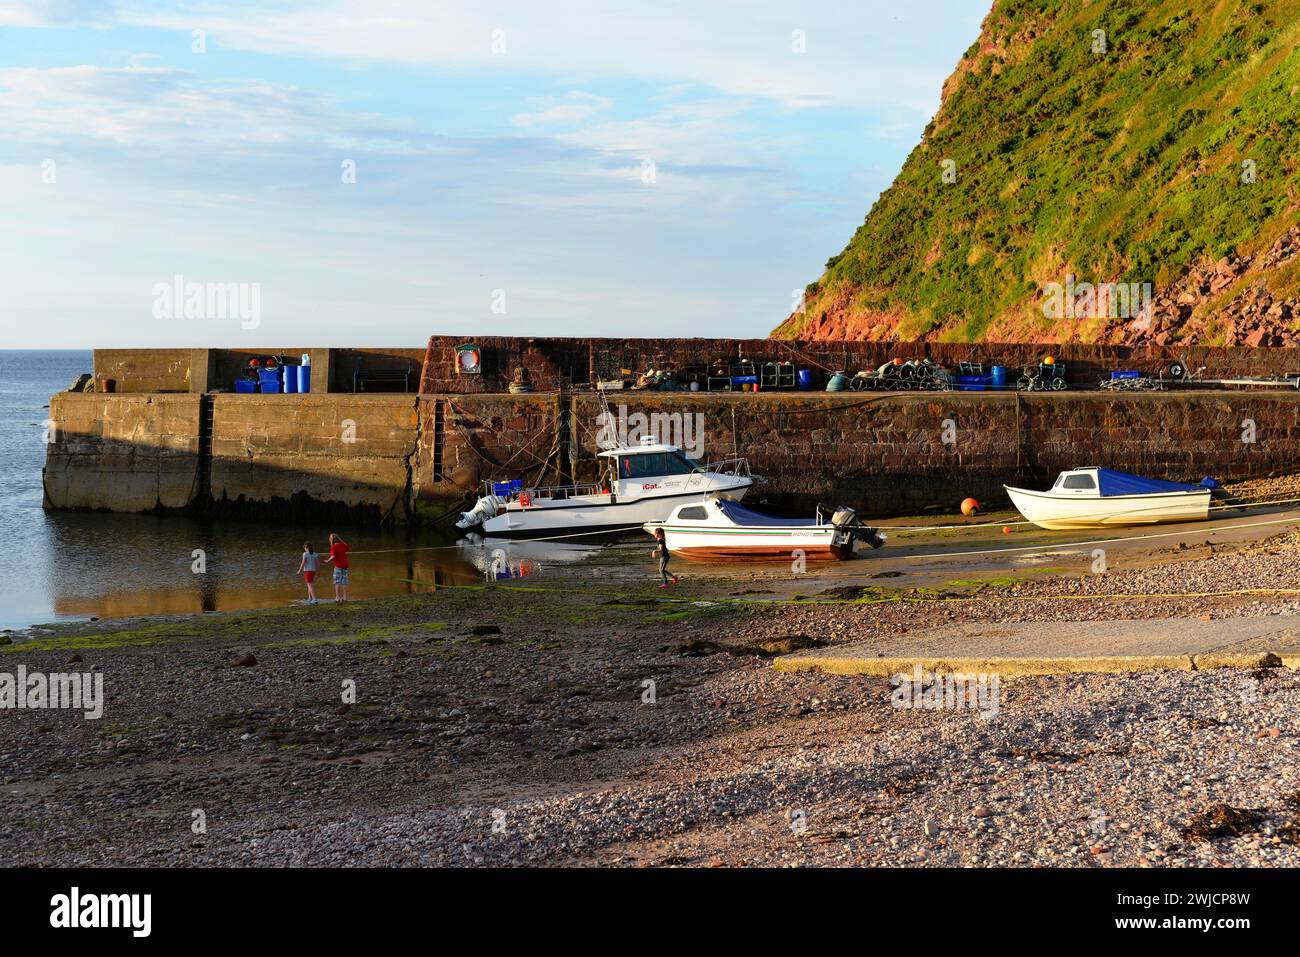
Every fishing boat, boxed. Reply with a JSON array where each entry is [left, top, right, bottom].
[[644, 498, 886, 562], [1005, 467, 1215, 530], [456, 436, 751, 538]]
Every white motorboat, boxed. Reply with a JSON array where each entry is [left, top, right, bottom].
[[1005, 467, 1214, 530], [644, 498, 885, 562], [456, 436, 752, 538]]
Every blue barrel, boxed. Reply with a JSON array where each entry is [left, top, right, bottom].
[[298, 365, 311, 393], [797, 369, 813, 391], [283, 365, 299, 393], [990, 365, 1006, 388], [826, 372, 848, 392]]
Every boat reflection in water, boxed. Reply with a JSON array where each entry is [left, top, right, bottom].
[[457, 535, 604, 582]]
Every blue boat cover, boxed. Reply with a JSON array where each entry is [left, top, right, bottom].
[[1095, 468, 1207, 496], [715, 499, 813, 527]]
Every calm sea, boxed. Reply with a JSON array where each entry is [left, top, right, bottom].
[[0, 351, 593, 629]]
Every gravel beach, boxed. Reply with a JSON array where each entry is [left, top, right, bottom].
[[4, 524, 1300, 867]]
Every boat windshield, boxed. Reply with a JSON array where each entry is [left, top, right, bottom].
[[618, 451, 698, 479]]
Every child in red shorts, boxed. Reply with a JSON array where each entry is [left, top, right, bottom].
[[297, 542, 319, 604]]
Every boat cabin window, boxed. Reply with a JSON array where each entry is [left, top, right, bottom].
[[1062, 473, 1096, 490], [617, 452, 696, 479], [676, 506, 708, 520]]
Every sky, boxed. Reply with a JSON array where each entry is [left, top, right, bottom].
[[0, 0, 986, 348]]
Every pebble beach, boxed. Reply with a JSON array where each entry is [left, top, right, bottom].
[[4, 518, 1300, 868]]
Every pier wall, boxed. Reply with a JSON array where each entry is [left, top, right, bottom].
[[44, 390, 1300, 521]]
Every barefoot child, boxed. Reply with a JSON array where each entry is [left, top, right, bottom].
[[297, 542, 319, 604], [651, 527, 678, 588]]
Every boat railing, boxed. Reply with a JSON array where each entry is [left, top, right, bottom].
[[482, 479, 609, 501], [692, 457, 750, 479]]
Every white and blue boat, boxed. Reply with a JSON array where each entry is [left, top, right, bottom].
[[1005, 468, 1216, 530]]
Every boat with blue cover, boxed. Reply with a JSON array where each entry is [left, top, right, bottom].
[[1005, 468, 1216, 530]]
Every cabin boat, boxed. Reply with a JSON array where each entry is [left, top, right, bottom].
[[456, 436, 752, 538], [1005, 467, 1214, 530], [644, 498, 885, 562]]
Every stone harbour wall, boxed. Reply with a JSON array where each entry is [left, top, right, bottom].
[[43, 389, 1300, 522], [44, 394, 203, 510]]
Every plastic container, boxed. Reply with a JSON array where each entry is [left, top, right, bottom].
[[259, 369, 281, 393], [298, 365, 311, 393], [797, 369, 813, 391], [283, 366, 298, 393], [990, 365, 1006, 389], [826, 372, 848, 392], [235, 379, 256, 394]]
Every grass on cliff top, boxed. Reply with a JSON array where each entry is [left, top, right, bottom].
[[778, 0, 1300, 343]]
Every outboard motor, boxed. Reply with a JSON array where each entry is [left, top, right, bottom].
[[456, 494, 503, 530], [830, 505, 857, 528], [828, 504, 887, 550]]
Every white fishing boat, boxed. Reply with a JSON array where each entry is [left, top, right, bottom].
[[1005, 467, 1214, 530], [644, 498, 885, 562], [456, 436, 751, 538]]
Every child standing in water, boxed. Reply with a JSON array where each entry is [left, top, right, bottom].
[[652, 527, 678, 588], [297, 542, 319, 604]]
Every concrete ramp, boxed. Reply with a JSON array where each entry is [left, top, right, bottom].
[[774, 616, 1300, 677]]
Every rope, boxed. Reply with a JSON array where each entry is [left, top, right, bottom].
[[342, 507, 1300, 564], [880, 493, 1300, 533], [344, 524, 649, 556]]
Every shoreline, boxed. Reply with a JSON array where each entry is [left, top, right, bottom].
[[5, 521, 1300, 865]]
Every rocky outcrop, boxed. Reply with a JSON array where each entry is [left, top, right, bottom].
[[1102, 227, 1300, 348]]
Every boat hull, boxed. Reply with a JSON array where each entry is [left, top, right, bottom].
[[1005, 486, 1211, 530], [650, 524, 853, 562], [480, 485, 750, 539]]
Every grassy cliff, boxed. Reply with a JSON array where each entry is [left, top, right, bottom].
[[775, 0, 1300, 344]]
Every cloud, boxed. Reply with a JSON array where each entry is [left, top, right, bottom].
[[511, 91, 612, 128], [113, 0, 979, 114], [0, 0, 115, 27]]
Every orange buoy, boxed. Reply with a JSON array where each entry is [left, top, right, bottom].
[[960, 497, 980, 516], [1042, 355, 1055, 365], [1002, 525, 1011, 534]]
